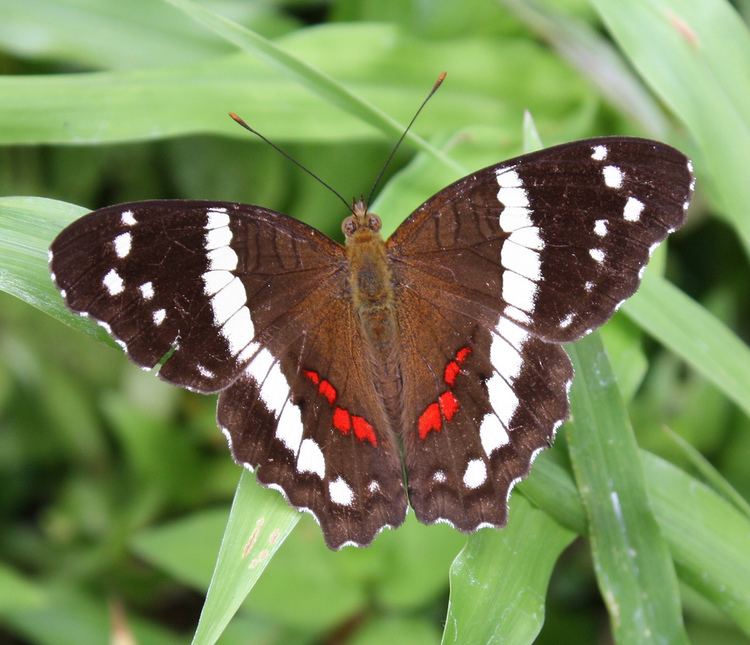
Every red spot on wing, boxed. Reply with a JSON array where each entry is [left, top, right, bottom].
[[318, 379, 337, 405], [418, 403, 443, 439], [333, 407, 351, 434], [304, 368, 377, 446], [418, 345, 472, 440], [303, 370, 320, 385], [352, 416, 377, 447], [439, 390, 459, 421], [444, 361, 460, 387]]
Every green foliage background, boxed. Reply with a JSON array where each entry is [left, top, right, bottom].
[[1, 0, 749, 643]]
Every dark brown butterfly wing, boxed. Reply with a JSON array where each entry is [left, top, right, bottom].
[[387, 137, 693, 529]]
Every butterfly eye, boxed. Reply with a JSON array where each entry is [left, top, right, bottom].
[[342, 216, 357, 237], [367, 214, 382, 232]]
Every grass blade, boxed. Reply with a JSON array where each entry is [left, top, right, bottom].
[[623, 275, 750, 419], [443, 496, 574, 644], [567, 333, 688, 643], [163, 0, 462, 173], [192, 471, 299, 645]]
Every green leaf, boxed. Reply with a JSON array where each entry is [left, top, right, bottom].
[[0, 24, 591, 145], [191, 471, 299, 645], [164, 0, 460, 172], [0, 0, 295, 70], [623, 275, 750, 420], [504, 0, 670, 136], [591, 0, 750, 256], [661, 425, 750, 518], [443, 496, 575, 644], [567, 333, 688, 643]]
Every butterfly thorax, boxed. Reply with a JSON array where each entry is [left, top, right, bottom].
[[343, 206, 403, 431]]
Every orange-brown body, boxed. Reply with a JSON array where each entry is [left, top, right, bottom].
[[343, 201, 403, 431]]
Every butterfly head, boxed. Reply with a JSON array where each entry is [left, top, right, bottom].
[[342, 198, 382, 244]]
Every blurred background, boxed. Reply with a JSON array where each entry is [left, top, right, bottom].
[[1, 0, 749, 643]]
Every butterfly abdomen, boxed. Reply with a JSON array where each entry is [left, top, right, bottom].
[[346, 231, 404, 430]]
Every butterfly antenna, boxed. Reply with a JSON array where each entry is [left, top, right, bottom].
[[365, 71, 447, 208], [228, 112, 353, 214]]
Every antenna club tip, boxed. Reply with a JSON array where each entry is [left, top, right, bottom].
[[228, 112, 245, 126], [434, 71, 447, 88]]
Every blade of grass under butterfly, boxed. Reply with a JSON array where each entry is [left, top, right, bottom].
[[191, 471, 299, 645], [162, 0, 462, 174], [661, 425, 750, 519], [623, 275, 750, 420], [567, 333, 688, 643], [442, 496, 575, 645]]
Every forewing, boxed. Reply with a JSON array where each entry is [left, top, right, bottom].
[[49, 200, 342, 392], [388, 137, 694, 341]]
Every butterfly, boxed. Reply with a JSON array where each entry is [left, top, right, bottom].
[[49, 136, 694, 549]]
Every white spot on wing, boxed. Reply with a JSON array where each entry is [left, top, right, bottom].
[[222, 306, 254, 356], [210, 277, 246, 325], [463, 459, 487, 489], [503, 305, 531, 325], [502, 271, 537, 313], [297, 438, 325, 479], [152, 308, 166, 326], [602, 165, 623, 189], [139, 281, 154, 300], [432, 470, 447, 483], [591, 145, 608, 161], [368, 480, 380, 493], [559, 313, 574, 328], [197, 364, 214, 378], [487, 373, 518, 426], [491, 331, 523, 382], [501, 242, 541, 281], [103, 268, 124, 295], [584, 281, 594, 292], [589, 248, 605, 264], [276, 403, 303, 454], [205, 210, 230, 229], [114, 232, 131, 258], [479, 413, 509, 457], [329, 476, 354, 506], [207, 247, 238, 271], [509, 226, 544, 250], [121, 210, 136, 226], [594, 220, 608, 237], [203, 270, 234, 296], [623, 196, 644, 221], [205, 226, 232, 251], [248, 349, 288, 415]]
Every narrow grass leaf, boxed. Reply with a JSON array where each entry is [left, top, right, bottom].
[[661, 426, 750, 519], [567, 333, 688, 644], [163, 0, 461, 173], [191, 471, 299, 645], [623, 275, 750, 420], [592, 0, 750, 256], [504, 0, 669, 136], [443, 496, 575, 645]]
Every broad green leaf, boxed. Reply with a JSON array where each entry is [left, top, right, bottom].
[[191, 471, 299, 645], [567, 334, 688, 643], [592, 0, 750, 256], [443, 496, 575, 644]]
